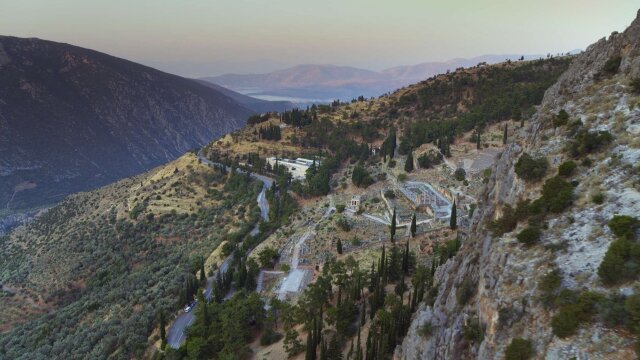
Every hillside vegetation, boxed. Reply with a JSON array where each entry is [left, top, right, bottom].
[[0, 153, 261, 359]]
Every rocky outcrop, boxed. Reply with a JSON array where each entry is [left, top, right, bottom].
[[0, 36, 254, 215], [396, 9, 640, 360]]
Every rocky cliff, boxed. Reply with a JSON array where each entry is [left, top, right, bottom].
[[397, 10, 640, 359], [0, 36, 253, 215]]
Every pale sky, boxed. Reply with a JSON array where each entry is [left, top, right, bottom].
[[1, 0, 637, 77]]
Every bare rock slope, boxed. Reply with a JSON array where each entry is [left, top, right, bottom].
[[397, 10, 640, 359]]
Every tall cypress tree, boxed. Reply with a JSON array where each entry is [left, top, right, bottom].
[[390, 208, 396, 242], [200, 257, 206, 284], [476, 131, 481, 150], [410, 213, 416, 238], [159, 311, 167, 349], [404, 152, 414, 172], [337, 239, 343, 255], [503, 124, 508, 145], [450, 200, 457, 230]]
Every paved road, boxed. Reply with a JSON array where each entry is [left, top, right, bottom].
[[166, 150, 274, 349]]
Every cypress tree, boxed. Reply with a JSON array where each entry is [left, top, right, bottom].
[[404, 152, 414, 172], [200, 258, 206, 284], [503, 124, 508, 145], [337, 239, 343, 254], [390, 208, 396, 242], [476, 131, 481, 150], [402, 241, 410, 274], [306, 328, 313, 360], [159, 311, 167, 349], [450, 200, 457, 230], [410, 213, 416, 238]]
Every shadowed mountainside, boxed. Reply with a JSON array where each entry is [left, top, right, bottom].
[[0, 36, 254, 216]]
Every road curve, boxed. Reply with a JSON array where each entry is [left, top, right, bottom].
[[165, 150, 274, 349]]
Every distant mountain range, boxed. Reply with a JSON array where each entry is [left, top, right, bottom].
[[201, 54, 579, 103], [0, 36, 286, 219]]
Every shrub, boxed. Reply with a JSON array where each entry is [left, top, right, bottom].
[[260, 328, 283, 346], [505, 338, 533, 360], [335, 204, 345, 213], [397, 173, 408, 182], [608, 215, 638, 239], [626, 295, 640, 334], [538, 269, 562, 306], [567, 129, 614, 157], [557, 161, 577, 177], [417, 151, 443, 169], [456, 277, 476, 306], [388, 160, 396, 168], [551, 307, 579, 338], [517, 226, 541, 246], [551, 291, 602, 338], [335, 216, 351, 232], [540, 176, 573, 213], [598, 215, 640, 285], [631, 78, 640, 93], [515, 153, 548, 182], [462, 318, 483, 343], [602, 56, 622, 75], [418, 322, 433, 338], [592, 192, 605, 204], [553, 110, 570, 127], [454, 168, 466, 181], [597, 293, 628, 328], [384, 190, 396, 199], [488, 200, 530, 235], [352, 164, 374, 188]]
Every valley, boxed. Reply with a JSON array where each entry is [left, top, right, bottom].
[[1, 8, 640, 360]]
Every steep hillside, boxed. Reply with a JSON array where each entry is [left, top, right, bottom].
[[398, 10, 640, 359], [0, 152, 262, 359], [0, 36, 253, 219]]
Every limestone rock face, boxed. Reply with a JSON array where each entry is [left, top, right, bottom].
[[396, 10, 640, 360]]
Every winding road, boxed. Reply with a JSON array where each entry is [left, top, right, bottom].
[[165, 150, 273, 349]]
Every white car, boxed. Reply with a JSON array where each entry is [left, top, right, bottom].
[[184, 305, 192, 313]]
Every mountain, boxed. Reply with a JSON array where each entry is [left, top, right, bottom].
[[0, 36, 254, 220], [398, 11, 640, 359], [202, 55, 559, 103], [195, 80, 294, 113]]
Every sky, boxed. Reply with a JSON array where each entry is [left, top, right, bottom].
[[0, 0, 638, 77]]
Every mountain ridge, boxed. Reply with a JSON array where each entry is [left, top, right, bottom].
[[202, 54, 571, 102], [0, 35, 255, 219]]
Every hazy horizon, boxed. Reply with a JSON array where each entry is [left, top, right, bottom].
[[1, 0, 637, 77]]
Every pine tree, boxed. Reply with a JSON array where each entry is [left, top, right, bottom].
[[502, 124, 508, 145], [404, 152, 414, 172], [450, 200, 457, 230], [410, 213, 416, 238], [476, 131, 481, 150], [337, 239, 343, 255], [390, 208, 396, 242]]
